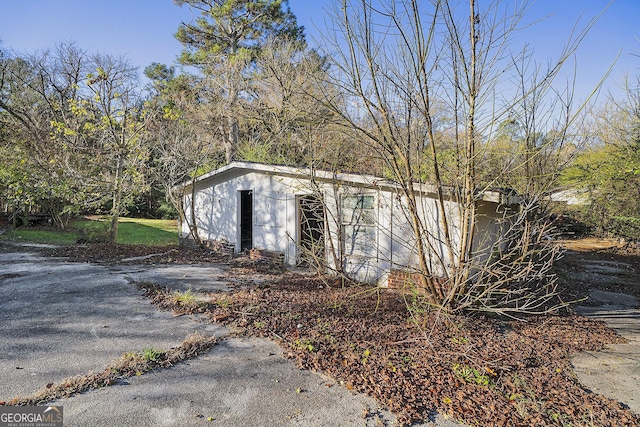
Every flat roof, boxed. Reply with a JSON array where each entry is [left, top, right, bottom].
[[177, 161, 521, 205]]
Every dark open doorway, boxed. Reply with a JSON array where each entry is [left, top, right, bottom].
[[240, 190, 253, 251], [298, 195, 325, 265]]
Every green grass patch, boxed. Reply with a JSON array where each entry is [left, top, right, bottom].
[[172, 288, 208, 310], [115, 218, 178, 245], [0, 228, 79, 245], [1, 217, 178, 246]]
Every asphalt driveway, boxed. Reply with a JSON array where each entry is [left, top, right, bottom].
[[0, 250, 219, 399], [0, 243, 460, 427]]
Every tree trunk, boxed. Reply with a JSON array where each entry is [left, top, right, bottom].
[[188, 174, 202, 245], [455, 0, 479, 291], [109, 154, 123, 244], [225, 115, 239, 164]]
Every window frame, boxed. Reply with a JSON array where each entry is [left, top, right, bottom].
[[340, 193, 377, 257]]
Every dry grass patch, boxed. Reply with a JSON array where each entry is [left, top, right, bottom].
[[6, 333, 217, 406]]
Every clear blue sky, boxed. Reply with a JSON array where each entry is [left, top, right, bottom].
[[0, 1, 638, 103]]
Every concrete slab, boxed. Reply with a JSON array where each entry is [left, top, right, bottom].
[[573, 291, 640, 414], [584, 289, 638, 308], [569, 258, 637, 287]]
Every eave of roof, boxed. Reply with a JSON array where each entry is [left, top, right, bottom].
[[175, 161, 521, 205]]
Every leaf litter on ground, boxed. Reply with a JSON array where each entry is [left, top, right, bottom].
[[41, 242, 640, 426]]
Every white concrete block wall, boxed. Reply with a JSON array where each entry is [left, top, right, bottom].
[[180, 164, 510, 286]]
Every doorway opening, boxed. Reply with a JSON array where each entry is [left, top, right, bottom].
[[239, 190, 253, 251]]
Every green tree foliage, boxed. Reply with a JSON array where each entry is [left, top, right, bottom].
[[173, 0, 306, 163], [562, 93, 640, 239], [0, 43, 149, 240], [80, 55, 149, 242], [0, 44, 88, 227], [174, 0, 304, 63]]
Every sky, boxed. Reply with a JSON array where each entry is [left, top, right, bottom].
[[0, 0, 639, 104]]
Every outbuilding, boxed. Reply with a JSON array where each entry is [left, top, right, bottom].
[[177, 161, 520, 286]]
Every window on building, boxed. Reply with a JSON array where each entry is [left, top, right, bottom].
[[341, 194, 376, 256]]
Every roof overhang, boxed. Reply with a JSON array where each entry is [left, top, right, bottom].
[[175, 161, 521, 206]]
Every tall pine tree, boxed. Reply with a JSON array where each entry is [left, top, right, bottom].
[[174, 0, 305, 163]]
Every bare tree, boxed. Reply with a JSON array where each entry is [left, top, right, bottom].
[[174, 0, 306, 164], [238, 38, 339, 166], [81, 54, 149, 242], [144, 65, 222, 245], [316, 0, 602, 314]]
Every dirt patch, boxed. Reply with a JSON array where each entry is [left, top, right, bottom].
[[558, 238, 623, 252], [42, 243, 285, 275], [556, 239, 640, 303]]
